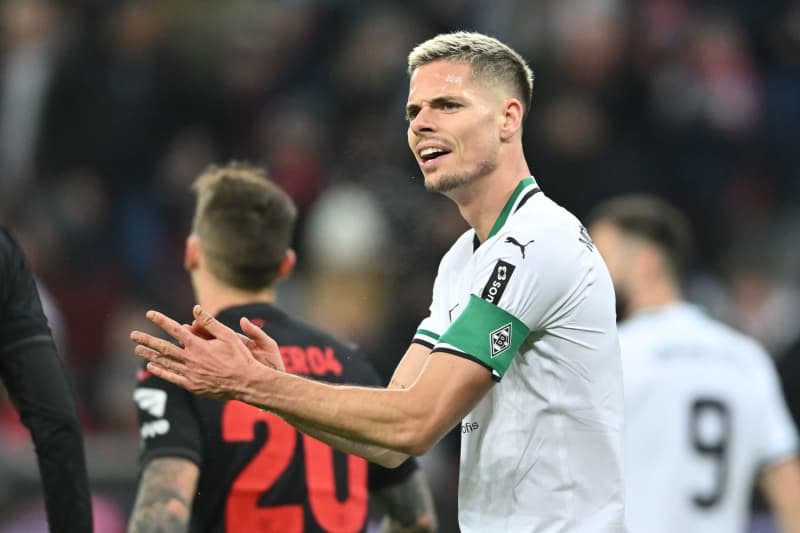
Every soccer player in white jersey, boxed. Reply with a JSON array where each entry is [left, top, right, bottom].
[[130, 32, 627, 532], [589, 195, 800, 533]]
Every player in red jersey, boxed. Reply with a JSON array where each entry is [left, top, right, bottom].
[[128, 162, 436, 533]]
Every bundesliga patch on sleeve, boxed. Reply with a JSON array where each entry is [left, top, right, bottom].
[[438, 295, 530, 379], [480, 260, 515, 304]]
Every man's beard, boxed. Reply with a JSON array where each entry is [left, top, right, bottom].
[[424, 158, 497, 194]]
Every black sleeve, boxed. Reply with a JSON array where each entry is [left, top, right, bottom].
[[0, 229, 92, 533], [134, 365, 204, 467], [368, 456, 420, 492]]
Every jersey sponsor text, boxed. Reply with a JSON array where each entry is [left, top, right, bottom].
[[140, 419, 170, 439], [134, 388, 168, 418], [279, 346, 343, 376], [480, 260, 515, 304]]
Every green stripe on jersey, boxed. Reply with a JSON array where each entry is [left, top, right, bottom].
[[487, 177, 536, 240], [438, 295, 530, 378], [416, 328, 440, 341]]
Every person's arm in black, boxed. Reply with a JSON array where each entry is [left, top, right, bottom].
[[0, 228, 92, 533]]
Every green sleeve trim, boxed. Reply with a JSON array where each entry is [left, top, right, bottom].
[[416, 328, 440, 341], [438, 295, 530, 378]]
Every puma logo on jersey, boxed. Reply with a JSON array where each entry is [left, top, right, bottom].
[[134, 388, 167, 418], [505, 236, 535, 259]]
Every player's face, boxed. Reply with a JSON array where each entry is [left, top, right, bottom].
[[406, 60, 503, 193], [590, 221, 633, 320]]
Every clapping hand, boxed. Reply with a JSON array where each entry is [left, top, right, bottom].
[[131, 305, 284, 399]]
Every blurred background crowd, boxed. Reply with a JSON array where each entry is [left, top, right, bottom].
[[0, 0, 799, 531]]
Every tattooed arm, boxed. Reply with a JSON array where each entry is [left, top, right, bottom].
[[373, 470, 438, 533], [127, 457, 200, 533]]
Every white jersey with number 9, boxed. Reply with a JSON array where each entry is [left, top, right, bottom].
[[619, 303, 798, 533]]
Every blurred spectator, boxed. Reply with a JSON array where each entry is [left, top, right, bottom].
[[0, 0, 65, 210], [302, 183, 390, 352]]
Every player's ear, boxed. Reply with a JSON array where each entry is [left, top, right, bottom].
[[499, 98, 524, 141], [276, 248, 296, 281], [184, 234, 201, 272]]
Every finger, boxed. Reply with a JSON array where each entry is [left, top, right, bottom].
[[184, 322, 215, 341], [131, 330, 185, 362], [193, 305, 236, 340], [144, 310, 194, 348], [240, 318, 283, 371], [240, 317, 273, 347], [146, 361, 195, 391], [133, 344, 162, 363], [191, 316, 245, 343], [189, 319, 215, 340], [134, 345, 188, 374]]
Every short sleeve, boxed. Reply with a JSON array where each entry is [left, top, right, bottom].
[[481, 226, 592, 331], [134, 365, 204, 466], [413, 258, 451, 349], [368, 456, 419, 492], [754, 349, 799, 468], [435, 224, 593, 379]]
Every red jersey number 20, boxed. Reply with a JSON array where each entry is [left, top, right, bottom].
[[222, 400, 368, 532]]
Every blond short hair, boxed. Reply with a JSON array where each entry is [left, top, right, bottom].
[[408, 31, 534, 116], [192, 162, 297, 290]]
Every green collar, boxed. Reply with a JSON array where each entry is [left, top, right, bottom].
[[473, 177, 538, 250]]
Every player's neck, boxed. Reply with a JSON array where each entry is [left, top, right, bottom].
[[629, 278, 682, 315], [452, 155, 531, 243], [192, 270, 277, 317]]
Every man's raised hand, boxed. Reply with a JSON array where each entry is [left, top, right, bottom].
[[185, 308, 285, 372], [239, 315, 285, 372], [130, 305, 279, 399]]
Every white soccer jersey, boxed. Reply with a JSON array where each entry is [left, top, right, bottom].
[[619, 303, 798, 533], [414, 178, 626, 533]]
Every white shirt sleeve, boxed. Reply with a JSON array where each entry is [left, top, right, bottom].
[[474, 223, 596, 332], [414, 253, 452, 348], [434, 223, 599, 379], [753, 344, 799, 467]]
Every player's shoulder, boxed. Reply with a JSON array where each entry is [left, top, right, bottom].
[[218, 303, 383, 386], [500, 191, 588, 249], [620, 303, 768, 362], [681, 305, 767, 359], [280, 312, 361, 352], [279, 314, 383, 386], [0, 227, 39, 311], [704, 315, 775, 372], [484, 192, 595, 282], [439, 228, 476, 268]]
